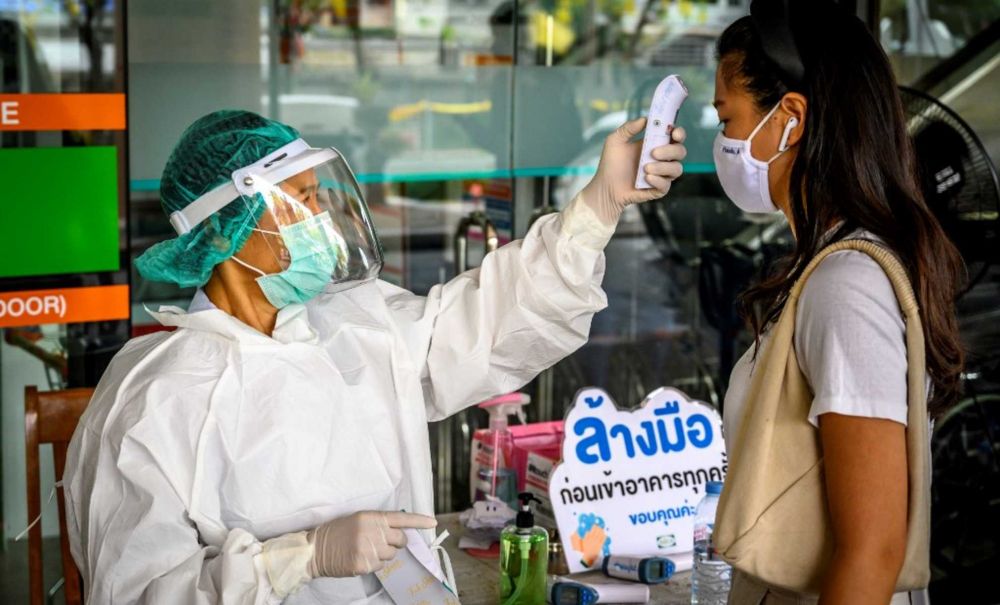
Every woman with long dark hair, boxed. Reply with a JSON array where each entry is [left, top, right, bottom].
[[709, 1, 964, 603]]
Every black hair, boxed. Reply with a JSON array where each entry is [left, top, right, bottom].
[[717, 10, 965, 418]]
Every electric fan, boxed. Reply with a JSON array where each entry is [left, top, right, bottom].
[[900, 86, 1000, 267], [901, 86, 1000, 604]]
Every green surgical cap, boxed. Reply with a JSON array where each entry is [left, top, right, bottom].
[[135, 110, 300, 287]]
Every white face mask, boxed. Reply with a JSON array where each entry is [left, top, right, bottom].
[[713, 103, 794, 214]]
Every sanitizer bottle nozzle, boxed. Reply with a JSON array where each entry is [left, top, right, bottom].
[[473, 393, 531, 508]]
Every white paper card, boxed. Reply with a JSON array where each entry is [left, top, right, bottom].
[[375, 529, 460, 605]]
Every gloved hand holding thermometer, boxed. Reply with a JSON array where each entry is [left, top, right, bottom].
[[578, 75, 687, 227], [636, 75, 688, 189]]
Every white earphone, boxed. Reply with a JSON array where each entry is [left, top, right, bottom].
[[778, 116, 799, 152]]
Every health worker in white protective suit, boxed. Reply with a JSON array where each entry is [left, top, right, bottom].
[[64, 109, 686, 604]]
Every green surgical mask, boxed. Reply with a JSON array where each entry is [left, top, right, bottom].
[[233, 211, 343, 309]]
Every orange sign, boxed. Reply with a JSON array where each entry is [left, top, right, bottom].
[[0, 285, 129, 328], [472, 54, 513, 66], [0, 94, 126, 132]]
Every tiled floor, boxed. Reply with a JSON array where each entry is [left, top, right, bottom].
[[1, 537, 68, 605]]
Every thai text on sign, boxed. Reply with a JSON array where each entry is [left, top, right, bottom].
[[550, 387, 727, 574]]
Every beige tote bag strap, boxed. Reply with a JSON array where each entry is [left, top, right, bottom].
[[716, 238, 931, 589], [789, 238, 932, 582], [725, 239, 919, 460], [787, 240, 920, 322]]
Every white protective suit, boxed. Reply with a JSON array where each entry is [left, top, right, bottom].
[[65, 200, 613, 604]]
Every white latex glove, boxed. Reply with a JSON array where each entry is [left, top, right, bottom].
[[307, 510, 438, 578], [579, 117, 687, 226]]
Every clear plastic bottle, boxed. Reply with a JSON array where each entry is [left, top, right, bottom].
[[691, 481, 731, 605], [473, 395, 529, 510]]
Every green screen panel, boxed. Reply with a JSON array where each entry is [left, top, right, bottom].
[[0, 146, 120, 278]]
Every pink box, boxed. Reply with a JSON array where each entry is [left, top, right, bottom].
[[508, 421, 564, 491]]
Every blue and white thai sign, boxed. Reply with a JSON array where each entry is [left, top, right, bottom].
[[549, 387, 726, 574]]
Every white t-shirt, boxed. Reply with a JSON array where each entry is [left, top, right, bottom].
[[723, 234, 911, 452]]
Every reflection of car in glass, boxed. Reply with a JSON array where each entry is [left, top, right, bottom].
[[660, 0, 748, 30], [554, 101, 718, 209], [262, 93, 367, 159], [644, 30, 719, 67]]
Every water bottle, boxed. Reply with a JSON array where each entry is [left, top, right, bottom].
[[691, 481, 731, 605]]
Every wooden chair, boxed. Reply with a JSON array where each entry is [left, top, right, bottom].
[[25, 385, 93, 605]]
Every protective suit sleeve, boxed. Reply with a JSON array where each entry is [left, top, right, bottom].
[[418, 192, 610, 420], [65, 422, 294, 604], [560, 190, 617, 251]]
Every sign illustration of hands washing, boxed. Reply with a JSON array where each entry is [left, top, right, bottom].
[[549, 387, 726, 573]]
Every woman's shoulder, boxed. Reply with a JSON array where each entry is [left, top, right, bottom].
[[795, 233, 906, 361], [794, 234, 911, 427], [801, 232, 900, 312]]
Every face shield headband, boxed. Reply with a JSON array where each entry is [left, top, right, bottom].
[[169, 139, 384, 297]]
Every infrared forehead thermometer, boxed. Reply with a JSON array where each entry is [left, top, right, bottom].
[[546, 576, 650, 605], [635, 75, 688, 190], [602, 555, 676, 584]]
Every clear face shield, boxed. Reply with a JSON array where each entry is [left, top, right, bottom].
[[169, 140, 384, 307]]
